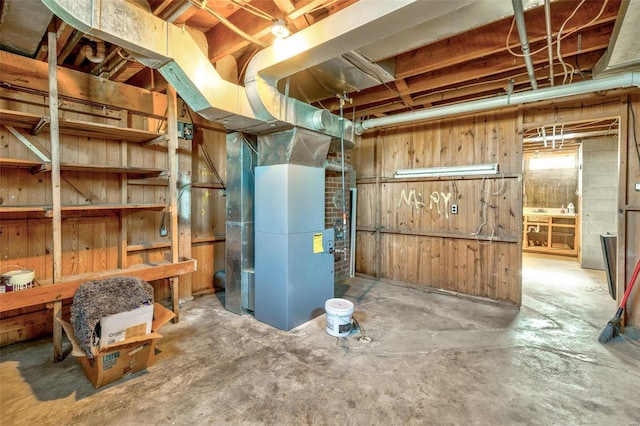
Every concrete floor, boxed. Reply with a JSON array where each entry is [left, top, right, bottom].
[[1, 253, 639, 425]]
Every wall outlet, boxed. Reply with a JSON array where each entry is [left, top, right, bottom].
[[451, 204, 458, 214], [636, 182, 640, 192]]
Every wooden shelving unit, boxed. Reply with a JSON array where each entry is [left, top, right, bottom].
[[523, 214, 580, 257], [0, 109, 167, 143], [0, 59, 193, 360]]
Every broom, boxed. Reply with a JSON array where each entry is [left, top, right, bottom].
[[598, 258, 640, 343]]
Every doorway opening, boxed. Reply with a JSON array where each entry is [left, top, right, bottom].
[[521, 117, 620, 310]]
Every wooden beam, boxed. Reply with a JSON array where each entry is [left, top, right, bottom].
[[0, 50, 166, 116], [167, 85, 180, 321], [0, 260, 197, 312], [323, 26, 611, 111], [206, 0, 282, 64], [394, 79, 417, 107], [273, 0, 295, 14], [48, 30, 64, 363], [394, 0, 619, 80]]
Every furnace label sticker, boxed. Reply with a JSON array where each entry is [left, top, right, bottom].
[[313, 233, 323, 254]]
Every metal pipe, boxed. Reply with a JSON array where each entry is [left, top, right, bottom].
[[356, 72, 640, 133], [512, 0, 538, 90], [544, 0, 554, 86], [339, 95, 347, 252]]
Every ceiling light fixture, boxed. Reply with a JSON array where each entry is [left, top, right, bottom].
[[271, 19, 290, 39]]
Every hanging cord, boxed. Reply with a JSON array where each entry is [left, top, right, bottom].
[[351, 315, 370, 343], [506, 0, 608, 60], [557, 0, 608, 85], [630, 101, 640, 168], [472, 173, 506, 244], [182, 103, 226, 189]]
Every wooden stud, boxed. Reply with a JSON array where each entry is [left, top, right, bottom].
[[167, 85, 180, 322], [47, 30, 64, 362]]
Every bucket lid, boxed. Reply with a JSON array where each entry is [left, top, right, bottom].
[[325, 298, 354, 314]]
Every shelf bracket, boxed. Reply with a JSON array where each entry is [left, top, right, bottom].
[[5, 126, 52, 162], [143, 134, 169, 147], [33, 116, 51, 135]]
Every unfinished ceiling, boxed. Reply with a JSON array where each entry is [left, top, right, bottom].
[[1, 0, 636, 150]]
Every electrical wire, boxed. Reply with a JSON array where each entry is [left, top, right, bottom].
[[630, 101, 640, 168], [472, 173, 506, 244], [182, 102, 226, 188], [506, 0, 608, 61], [557, 0, 608, 85], [230, 0, 276, 21], [189, 0, 268, 48]]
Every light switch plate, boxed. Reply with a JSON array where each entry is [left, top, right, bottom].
[[636, 182, 640, 192]]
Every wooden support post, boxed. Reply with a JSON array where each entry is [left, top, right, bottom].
[[119, 112, 129, 269], [617, 96, 629, 325], [48, 30, 64, 362], [167, 85, 180, 322]]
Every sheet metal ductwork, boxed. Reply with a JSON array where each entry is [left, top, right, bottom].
[[593, 0, 640, 77], [40, 0, 347, 140], [225, 133, 257, 315], [254, 128, 335, 331]]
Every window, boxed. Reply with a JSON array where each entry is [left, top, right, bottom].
[[527, 154, 577, 171]]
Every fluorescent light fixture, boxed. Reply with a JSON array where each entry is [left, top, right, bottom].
[[395, 163, 499, 178]]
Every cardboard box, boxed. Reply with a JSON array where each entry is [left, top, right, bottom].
[[99, 303, 154, 349], [58, 303, 175, 388]]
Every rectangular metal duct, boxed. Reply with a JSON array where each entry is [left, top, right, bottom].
[[225, 132, 257, 314], [254, 128, 335, 331], [258, 127, 331, 167]]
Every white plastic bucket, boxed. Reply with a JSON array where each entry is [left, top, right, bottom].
[[1, 269, 35, 292], [325, 298, 354, 337]]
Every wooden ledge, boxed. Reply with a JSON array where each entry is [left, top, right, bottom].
[[0, 259, 197, 312]]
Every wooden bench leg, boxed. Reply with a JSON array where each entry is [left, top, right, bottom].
[[53, 300, 64, 362], [170, 277, 179, 323]]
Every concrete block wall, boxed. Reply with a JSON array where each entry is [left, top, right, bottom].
[[580, 138, 618, 270]]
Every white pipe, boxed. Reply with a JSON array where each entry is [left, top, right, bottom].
[[512, 0, 538, 90], [524, 129, 618, 143], [544, 0, 554, 86], [357, 72, 640, 133], [83, 40, 106, 63]]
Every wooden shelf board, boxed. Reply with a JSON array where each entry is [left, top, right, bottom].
[[192, 235, 226, 244], [64, 163, 164, 176], [0, 206, 49, 213], [0, 259, 197, 312], [59, 203, 166, 212], [0, 108, 165, 143], [1, 204, 166, 215], [192, 182, 225, 190], [0, 158, 42, 168], [127, 242, 172, 252]]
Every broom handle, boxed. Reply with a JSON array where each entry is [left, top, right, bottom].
[[619, 258, 640, 308]]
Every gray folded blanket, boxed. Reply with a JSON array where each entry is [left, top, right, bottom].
[[71, 276, 154, 358]]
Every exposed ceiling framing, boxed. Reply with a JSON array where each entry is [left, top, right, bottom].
[[1, 0, 637, 153]]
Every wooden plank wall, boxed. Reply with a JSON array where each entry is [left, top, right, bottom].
[[191, 126, 227, 294], [354, 92, 640, 323], [354, 110, 523, 305]]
